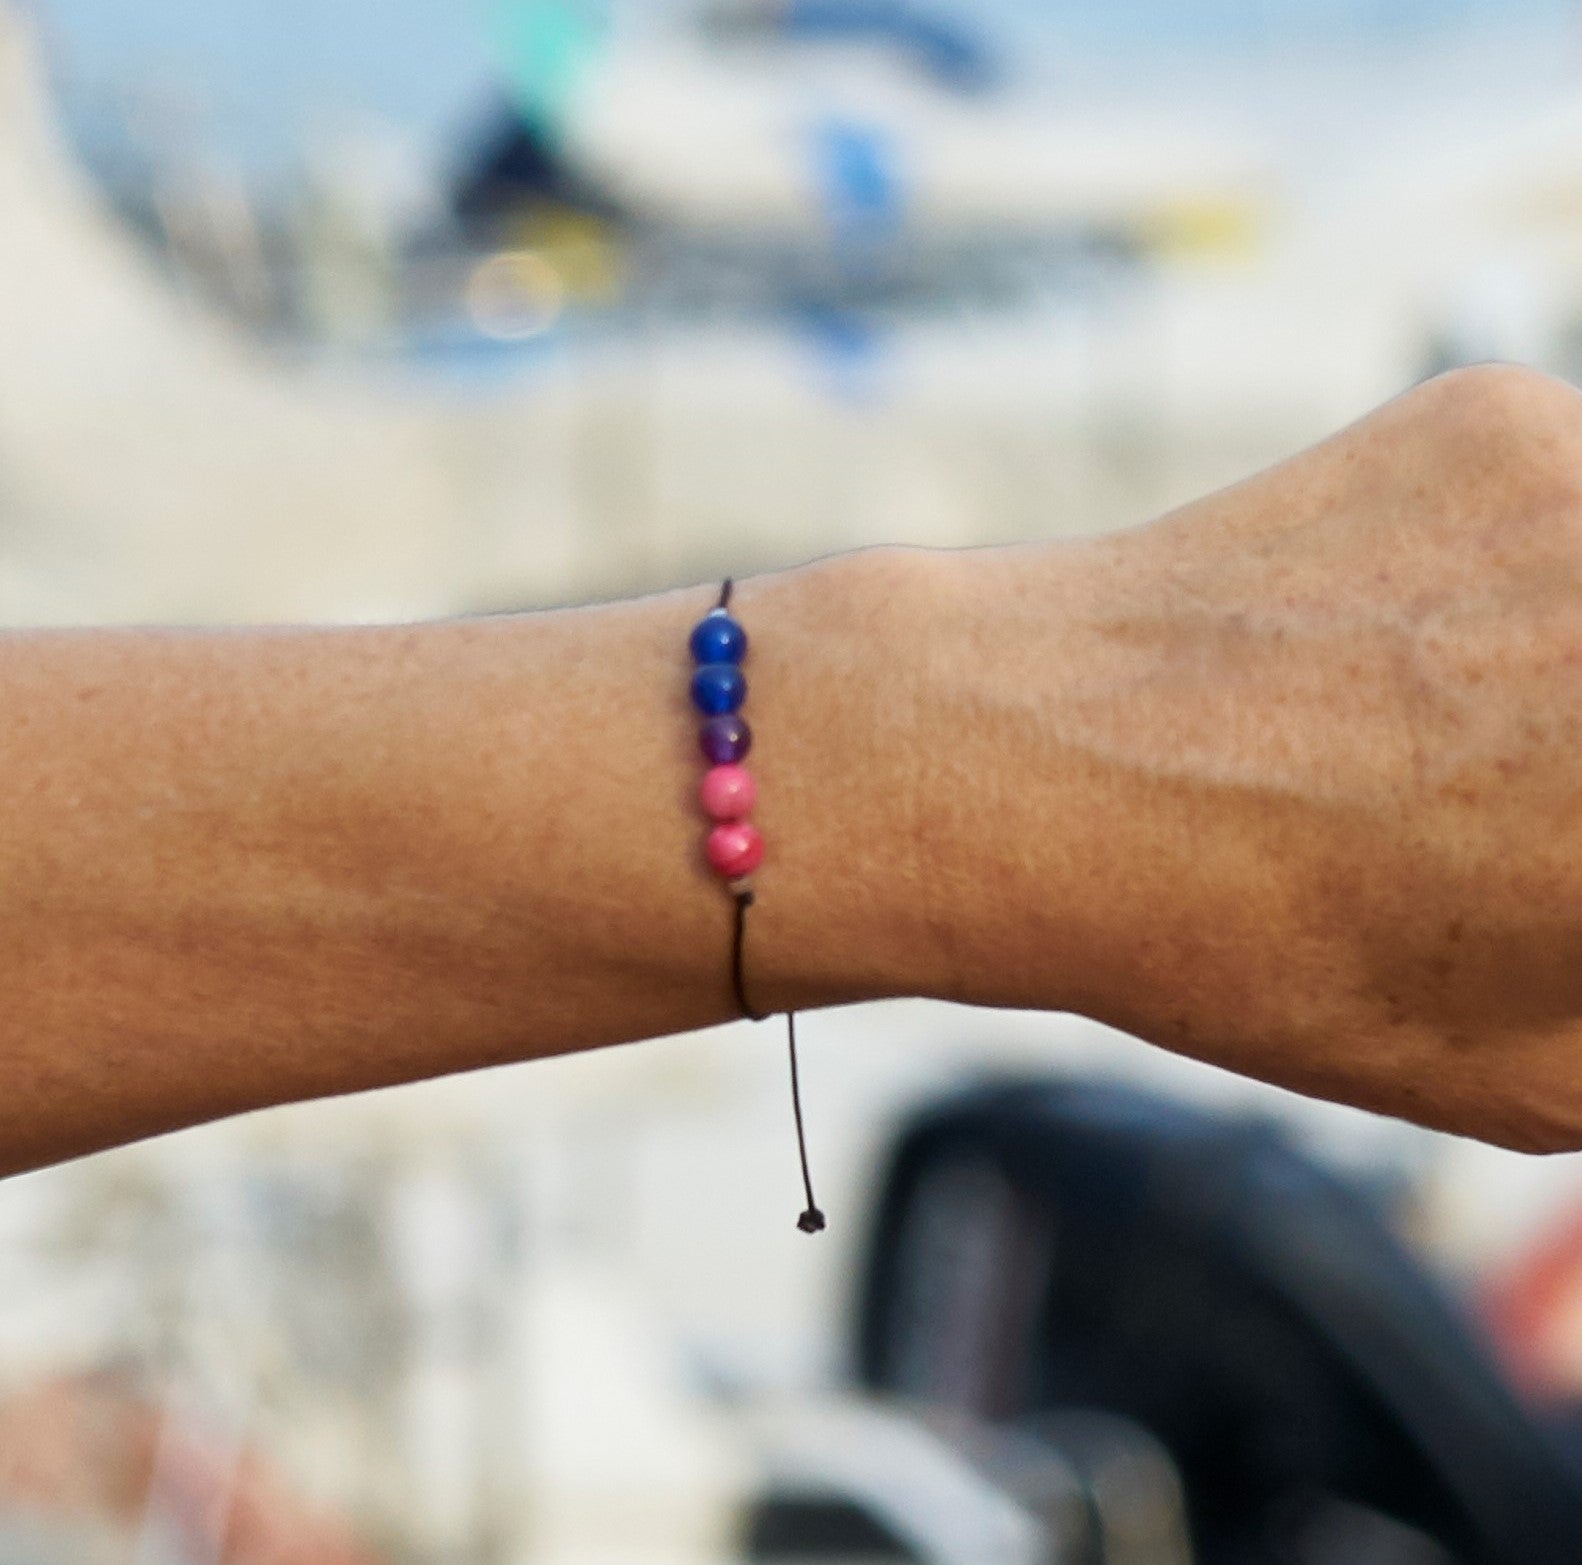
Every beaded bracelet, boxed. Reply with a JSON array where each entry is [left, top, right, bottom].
[[689, 580, 826, 1234]]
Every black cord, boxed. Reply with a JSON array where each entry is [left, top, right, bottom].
[[716, 573, 824, 1233], [730, 884, 825, 1233], [786, 1012, 826, 1233], [729, 886, 764, 1021]]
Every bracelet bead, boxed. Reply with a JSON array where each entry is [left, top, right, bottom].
[[691, 663, 746, 716], [700, 763, 756, 821], [706, 821, 764, 878], [689, 609, 748, 665], [698, 713, 752, 765]]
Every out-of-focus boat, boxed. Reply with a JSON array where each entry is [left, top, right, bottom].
[[561, 9, 1272, 252], [0, 1, 1340, 632]]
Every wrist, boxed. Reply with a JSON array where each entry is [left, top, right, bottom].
[[726, 546, 956, 1014], [884, 539, 1138, 1019]]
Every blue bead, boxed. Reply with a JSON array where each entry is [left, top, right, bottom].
[[691, 663, 746, 716], [689, 610, 747, 665]]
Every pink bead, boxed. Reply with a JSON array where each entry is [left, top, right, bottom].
[[699, 763, 756, 821], [706, 821, 763, 878]]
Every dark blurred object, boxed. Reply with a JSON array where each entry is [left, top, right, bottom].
[[450, 99, 623, 239], [854, 1081, 1582, 1565]]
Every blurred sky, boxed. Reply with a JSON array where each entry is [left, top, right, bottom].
[[25, 0, 1582, 190]]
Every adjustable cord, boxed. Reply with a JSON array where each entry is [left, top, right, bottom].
[[729, 882, 824, 1232], [705, 572, 828, 1234]]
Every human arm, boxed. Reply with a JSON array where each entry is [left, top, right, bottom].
[[3, 363, 1582, 1171], [0, 551, 929, 1174]]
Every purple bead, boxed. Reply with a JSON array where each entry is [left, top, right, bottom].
[[699, 714, 752, 765]]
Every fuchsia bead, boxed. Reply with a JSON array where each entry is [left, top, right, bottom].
[[706, 821, 763, 878], [700, 763, 756, 821]]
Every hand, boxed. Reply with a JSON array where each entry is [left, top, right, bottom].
[[907, 366, 1582, 1151]]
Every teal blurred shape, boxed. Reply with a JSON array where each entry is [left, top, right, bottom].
[[487, 1, 610, 144]]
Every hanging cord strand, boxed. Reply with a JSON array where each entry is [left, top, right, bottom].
[[731, 886, 825, 1232], [786, 1011, 825, 1233]]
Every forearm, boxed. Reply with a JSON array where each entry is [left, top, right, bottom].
[[9, 365, 1582, 1173], [0, 551, 942, 1172]]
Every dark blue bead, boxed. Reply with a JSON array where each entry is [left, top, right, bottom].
[[699, 713, 752, 765], [689, 610, 747, 665], [690, 663, 746, 716]]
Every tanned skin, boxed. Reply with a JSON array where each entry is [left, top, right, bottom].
[[2, 365, 1581, 1171]]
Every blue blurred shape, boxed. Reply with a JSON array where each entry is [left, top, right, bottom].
[[784, 1, 1000, 92], [812, 116, 905, 247], [791, 304, 889, 404]]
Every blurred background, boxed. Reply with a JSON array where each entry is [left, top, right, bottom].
[[5, 1, 1582, 1561]]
